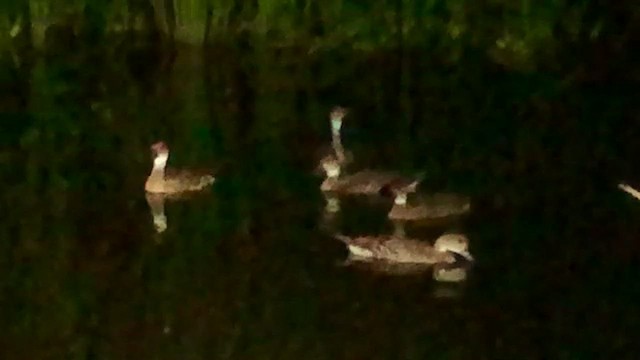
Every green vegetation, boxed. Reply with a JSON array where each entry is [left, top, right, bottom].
[[1, 0, 635, 71]]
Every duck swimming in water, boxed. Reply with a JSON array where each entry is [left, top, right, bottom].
[[145, 141, 215, 194], [319, 154, 423, 195], [388, 187, 471, 221], [334, 232, 473, 264]]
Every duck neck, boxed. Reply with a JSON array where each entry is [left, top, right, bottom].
[[331, 117, 347, 160], [150, 153, 168, 180], [331, 133, 346, 163], [331, 118, 342, 135]]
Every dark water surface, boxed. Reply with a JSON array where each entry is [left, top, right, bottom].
[[1, 41, 639, 359]]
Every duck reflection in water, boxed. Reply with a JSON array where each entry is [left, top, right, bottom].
[[145, 193, 167, 233], [319, 193, 341, 232]]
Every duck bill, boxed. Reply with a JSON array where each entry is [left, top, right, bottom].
[[456, 250, 474, 262]]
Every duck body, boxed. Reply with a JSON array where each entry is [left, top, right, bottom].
[[321, 169, 417, 194], [320, 155, 422, 195], [334, 233, 473, 264], [341, 257, 434, 276], [340, 257, 470, 279], [145, 168, 215, 194], [145, 141, 215, 194], [388, 193, 471, 220]]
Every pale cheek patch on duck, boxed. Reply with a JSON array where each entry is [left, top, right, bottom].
[[153, 153, 168, 170], [394, 193, 407, 205], [331, 119, 343, 134]]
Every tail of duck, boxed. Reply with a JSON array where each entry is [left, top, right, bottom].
[[203, 175, 215, 186], [403, 171, 426, 193], [619, 183, 640, 201], [190, 175, 215, 191]]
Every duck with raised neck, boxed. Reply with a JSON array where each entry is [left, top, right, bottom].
[[145, 141, 215, 194]]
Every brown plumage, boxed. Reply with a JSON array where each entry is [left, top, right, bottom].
[[144, 141, 215, 194], [319, 155, 422, 195], [388, 192, 471, 221], [339, 257, 470, 279], [340, 257, 434, 276], [334, 233, 473, 264]]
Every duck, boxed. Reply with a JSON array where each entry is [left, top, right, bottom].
[[334, 232, 473, 264], [319, 154, 423, 195], [145, 141, 215, 194], [388, 188, 471, 221], [618, 183, 640, 201]]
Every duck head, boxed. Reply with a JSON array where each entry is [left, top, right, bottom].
[[151, 141, 169, 170], [434, 234, 474, 262], [329, 106, 348, 135]]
